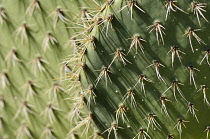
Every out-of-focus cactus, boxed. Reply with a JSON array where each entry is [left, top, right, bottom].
[[0, 0, 92, 138]]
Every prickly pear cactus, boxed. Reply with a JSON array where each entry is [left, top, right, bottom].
[[1, 0, 210, 139], [67, 0, 210, 139]]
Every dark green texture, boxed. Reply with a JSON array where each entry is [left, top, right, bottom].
[[69, 0, 210, 139]]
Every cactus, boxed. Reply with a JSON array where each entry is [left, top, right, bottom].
[[67, 0, 210, 139], [0, 0, 92, 138], [1, 0, 210, 139]]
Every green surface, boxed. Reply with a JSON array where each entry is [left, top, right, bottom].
[[0, 0, 92, 138], [1, 0, 210, 139], [69, 0, 210, 139]]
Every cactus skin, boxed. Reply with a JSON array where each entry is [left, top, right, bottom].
[[0, 0, 93, 138], [68, 0, 210, 139], [1, 0, 210, 139]]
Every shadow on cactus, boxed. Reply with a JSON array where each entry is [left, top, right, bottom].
[[67, 0, 210, 139]]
